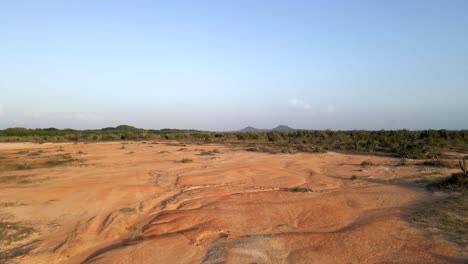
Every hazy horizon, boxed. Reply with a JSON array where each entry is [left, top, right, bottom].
[[2, 1, 468, 130]]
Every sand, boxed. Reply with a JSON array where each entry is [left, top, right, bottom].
[[0, 142, 465, 263]]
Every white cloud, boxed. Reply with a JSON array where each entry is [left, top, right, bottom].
[[289, 99, 311, 110]]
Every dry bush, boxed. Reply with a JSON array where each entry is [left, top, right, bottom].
[[426, 159, 467, 192], [360, 160, 374, 167], [200, 149, 220, 156], [119, 208, 136, 214], [0, 222, 34, 246], [397, 158, 408, 166], [280, 187, 311, 192]]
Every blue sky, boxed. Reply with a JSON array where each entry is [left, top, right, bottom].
[[1, 0, 467, 130]]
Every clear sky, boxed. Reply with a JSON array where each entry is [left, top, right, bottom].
[[1, 0, 467, 130]]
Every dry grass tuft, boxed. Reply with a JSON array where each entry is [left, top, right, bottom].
[[280, 187, 311, 192], [199, 149, 220, 156], [0, 222, 35, 246], [360, 160, 374, 167], [118, 208, 136, 214]]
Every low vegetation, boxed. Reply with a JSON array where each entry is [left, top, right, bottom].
[[426, 159, 467, 193], [406, 159, 467, 247], [407, 195, 467, 247], [46, 154, 76, 166], [0, 153, 78, 172], [246, 144, 324, 154], [0, 241, 40, 261], [0, 222, 35, 246], [419, 159, 457, 168], [118, 208, 136, 214], [0, 126, 466, 159], [360, 160, 374, 167], [397, 158, 408, 166], [0, 175, 35, 185], [0, 202, 25, 207], [166, 142, 186, 147], [280, 187, 312, 192], [426, 173, 467, 193], [27, 150, 43, 156], [179, 158, 193, 163], [16, 163, 32, 170], [199, 149, 220, 156]]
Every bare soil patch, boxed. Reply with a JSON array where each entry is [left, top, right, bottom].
[[0, 142, 466, 263]]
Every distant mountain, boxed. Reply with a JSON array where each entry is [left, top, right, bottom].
[[238, 125, 295, 132], [271, 125, 295, 132], [238, 126, 260, 132], [101, 125, 140, 132]]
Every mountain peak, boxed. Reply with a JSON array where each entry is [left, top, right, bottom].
[[238, 125, 295, 132], [271, 125, 295, 131], [239, 126, 260, 132]]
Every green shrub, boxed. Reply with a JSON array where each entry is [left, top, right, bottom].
[[398, 145, 431, 159]]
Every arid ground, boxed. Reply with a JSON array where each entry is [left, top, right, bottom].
[[0, 142, 466, 263]]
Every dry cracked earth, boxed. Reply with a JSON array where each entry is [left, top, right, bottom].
[[0, 142, 466, 263]]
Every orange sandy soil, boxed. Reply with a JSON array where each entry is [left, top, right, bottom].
[[0, 142, 466, 263]]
